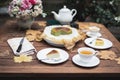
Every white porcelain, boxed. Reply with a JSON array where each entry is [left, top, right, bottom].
[[43, 25, 80, 47], [89, 26, 100, 35], [72, 54, 100, 67], [51, 5, 77, 24], [86, 31, 102, 38], [84, 38, 113, 49], [77, 47, 98, 63], [37, 48, 69, 64], [44, 38, 64, 47]]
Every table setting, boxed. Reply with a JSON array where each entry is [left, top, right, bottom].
[[5, 3, 120, 68], [0, 1, 120, 78], [6, 20, 120, 68]]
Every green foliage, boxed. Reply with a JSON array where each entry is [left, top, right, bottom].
[[65, 0, 120, 27], [83, 0, 120, 27]]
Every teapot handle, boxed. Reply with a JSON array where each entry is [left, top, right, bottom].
[[71, 9, 77, 18]]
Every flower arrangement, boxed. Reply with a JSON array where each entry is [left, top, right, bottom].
[[8, 0, 43, 19]]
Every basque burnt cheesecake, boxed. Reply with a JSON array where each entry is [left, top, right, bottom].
[[95, 39, 104, 46], [47, 50, 60, 58], [43, 25, 81, 47]]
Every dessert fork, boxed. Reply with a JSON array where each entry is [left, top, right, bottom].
[[89, 37, 98, 44], [40, 58, 61, 61]]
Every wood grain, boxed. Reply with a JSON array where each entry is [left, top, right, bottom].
[[0, 20, 120, 77]]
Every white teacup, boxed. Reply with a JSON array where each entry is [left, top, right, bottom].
[[78, 47, 98, 63], [89, 26, 100, 35]]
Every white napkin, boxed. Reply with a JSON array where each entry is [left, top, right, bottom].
[[7, 37, 36, 55]]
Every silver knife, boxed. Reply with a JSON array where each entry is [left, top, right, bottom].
[[16, 37, 25, 52]]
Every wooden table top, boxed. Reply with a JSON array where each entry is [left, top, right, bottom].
[[0, 20, 120, 78]]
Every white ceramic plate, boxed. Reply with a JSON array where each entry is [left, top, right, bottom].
[[43, 25, 80, 47], [44, 38, 64, 47], [37, 48, 69, 64], [86, 32, 102, 38], [84, 38, 113, 49], [72, 54, 100, 67]]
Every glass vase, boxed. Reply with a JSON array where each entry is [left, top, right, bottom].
[[17, 16, 34, 29]]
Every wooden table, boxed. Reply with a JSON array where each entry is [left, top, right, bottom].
[[0, 20, 120, 79]]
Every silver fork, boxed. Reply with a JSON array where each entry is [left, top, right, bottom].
[[89, 37, 98, 44], [40, 58, 61, 61]]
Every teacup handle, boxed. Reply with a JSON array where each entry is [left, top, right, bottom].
[[94, 51, 99, 56], [71, 9, 77, 18]]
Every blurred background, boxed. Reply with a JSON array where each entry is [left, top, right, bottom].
[[0, 0, 120, 41]]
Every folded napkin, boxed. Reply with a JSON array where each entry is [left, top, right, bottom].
[[7, 37, 36, 55]]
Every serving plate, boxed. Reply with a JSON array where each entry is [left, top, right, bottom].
[[44, 38, 64, 47], [43, 25, 80, 47]]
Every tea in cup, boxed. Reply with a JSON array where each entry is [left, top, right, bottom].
[[89, 26, 100, 35], [78, 47, 98, 63]]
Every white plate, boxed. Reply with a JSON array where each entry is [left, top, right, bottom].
[[44, 38, 64, 47], [84, 38, 113, 49], [86, 32, 102, 38], [43, 25, 80, 47], [72, 54, 100, 67], [37, 48, 69, 64]]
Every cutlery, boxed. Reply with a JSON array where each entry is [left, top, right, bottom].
[[40, 58, 61, 61], [89, 39, 95, 44], [89, 38, 97, 44], [16, 37, 25, 52], [89, 36, 101, 44]]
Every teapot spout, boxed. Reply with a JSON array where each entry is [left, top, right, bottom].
[[51, 11, 59, 21]]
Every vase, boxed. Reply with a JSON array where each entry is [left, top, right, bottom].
[[17, 16, 34, 29]]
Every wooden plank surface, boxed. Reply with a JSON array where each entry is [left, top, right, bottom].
[[0, 20, 120, 77]]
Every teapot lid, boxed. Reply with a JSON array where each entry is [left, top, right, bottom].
[[59, 5, 71, 13]]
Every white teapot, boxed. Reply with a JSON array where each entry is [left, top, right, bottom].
[[51, 5, 77, 24]]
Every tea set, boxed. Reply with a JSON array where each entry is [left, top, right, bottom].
[[36, 5, 113, 67], [41, 5, 104, 67], [72, 47, 100, 67], [86, 26, 102, 38], [51, 5, 77, 24]]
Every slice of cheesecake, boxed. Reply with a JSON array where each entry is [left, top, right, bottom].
[[47, 50, 60, 58], [95, 39, 104, 46]]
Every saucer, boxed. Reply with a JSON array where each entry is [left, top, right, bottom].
[[86, 32, 102, 38], [72, 54, 100, 67]]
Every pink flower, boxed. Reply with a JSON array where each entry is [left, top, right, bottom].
[[29, 0, 36, 5], [21, 0, 32, 10], [8, 0, 43, 18]]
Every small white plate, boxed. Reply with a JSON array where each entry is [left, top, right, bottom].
[[84, 38, 113, 49], [72, 54, 100, 67], [37, 48, 69, 64], [86, 32, 102, 38]]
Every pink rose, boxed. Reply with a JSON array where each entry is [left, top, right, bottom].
[[21, 0, 32, 10], [29, 0, 36, 5]]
